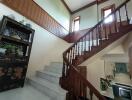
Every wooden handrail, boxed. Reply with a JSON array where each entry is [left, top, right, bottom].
[[64, 0, 130, 54], [61, 0, 130, 100]]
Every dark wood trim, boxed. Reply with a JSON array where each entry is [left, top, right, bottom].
[[1, 0, 69, 41], [64, 28, 91, 43], [129, 46, 132, 78], [72, 0, 109, 14], [61, 0, 72, 14]]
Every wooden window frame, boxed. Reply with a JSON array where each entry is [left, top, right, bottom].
[[73, 16, 80, 32], [101, 4, 116, 23]]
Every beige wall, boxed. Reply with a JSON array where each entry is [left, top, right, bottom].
[[123, 32, 132, 52], [0, 3, 71, 77], [86, 45, 125, 90], [83, 45, 127, 100], [80, 42, 126, 91]]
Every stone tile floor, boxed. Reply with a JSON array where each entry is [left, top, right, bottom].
[[0, 84, 50, 100]]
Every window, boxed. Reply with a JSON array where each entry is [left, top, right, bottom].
[[101, 4, 115, 24], [104, 9, 113, 23], [72, 16, 80, 32]]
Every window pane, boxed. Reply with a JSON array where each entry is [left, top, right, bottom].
[[104, 9, 113, 23], [74, 20, 79, 31]]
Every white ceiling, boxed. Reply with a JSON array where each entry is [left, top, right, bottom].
[[64, 0, 95, 12]]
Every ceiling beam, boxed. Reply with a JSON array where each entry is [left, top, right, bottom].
[[61, 0, 72, 14]]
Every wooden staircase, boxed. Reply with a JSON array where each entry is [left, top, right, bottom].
[[60, 0, 132, 100]]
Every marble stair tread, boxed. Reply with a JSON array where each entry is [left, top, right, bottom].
[[0, 84, 51, 100], [36, 70, 60, 84], [29, 76, 67, 95], [50, 62, 63, 67], [44, 65, 62, 75], [37, 70, 61, 77]]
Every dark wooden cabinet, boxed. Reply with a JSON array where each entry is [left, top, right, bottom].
[[0, 16, 34, 92]]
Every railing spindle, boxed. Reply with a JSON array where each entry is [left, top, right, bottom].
[[92, 30, 94, 46], [84, 36, 86, 51], [89, 33, 91, 51], [114, 13, 117, 33], [96, 27, 99, 46], [90, 90, 93, 100], [77, 42, 79, 55], [103, 24, 107, 39], [72, 47, 75, 60], [81, 38, 83, 55], [118, 9, 122, 26], [125, 4, 129, 23], [109, 24, 112, 35]]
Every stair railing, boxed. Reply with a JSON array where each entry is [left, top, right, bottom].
[[62, 0, 130, 100]]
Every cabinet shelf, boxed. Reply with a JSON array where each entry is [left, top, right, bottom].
[[0, 16, 34, 92], [1, 35, 31, 46], [0, 56, 28, 64]]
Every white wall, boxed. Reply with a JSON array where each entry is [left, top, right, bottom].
[[82, 45, 126, 91], [34, 0, 70, 31], [82, 45, 126, 99], [123, 32, 132, 52], [0, 3, 71, 77], [71, 0, 132, 31]]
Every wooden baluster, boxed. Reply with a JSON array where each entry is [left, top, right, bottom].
[[104, 24, 107, 39], [69, 50, 72, 63], [68, 51, 70, 63], [81, 38, 83, 55], [75, 43, 78, 58], [92, 31, 94, 47], [84, 36, 86, 51], [109, 23, 112, 35], [90, 90, 93, 100], [66, 62, 69, 76], [83, 38, 85, 54], [62, 61, 65, 76], [78, 42, 80, 56], [114, 13, 117, 33], [79, 40, 81, 55], [96, 27, 99, 46], [62, 62, 64, 76], [118, 9, 122, 26], [89, 33, 91, 51], [125, 4, 129, 24], [71, 48, 73, 64], [72, 46, 75, 60], [98, 25, 102, 41]]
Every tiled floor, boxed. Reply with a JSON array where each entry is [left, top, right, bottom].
[[0, 84, 50, 100]]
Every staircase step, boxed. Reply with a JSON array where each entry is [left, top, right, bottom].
[[83, 51, 90, 55], [36, 70, 60, 84], [108, 33, 123, 38], [28, 77, 67, 100], [50, 62, 63, 69], [119, 24, 132, 32], [75, 55, 84, 60], [44, 62, 63, 75]]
